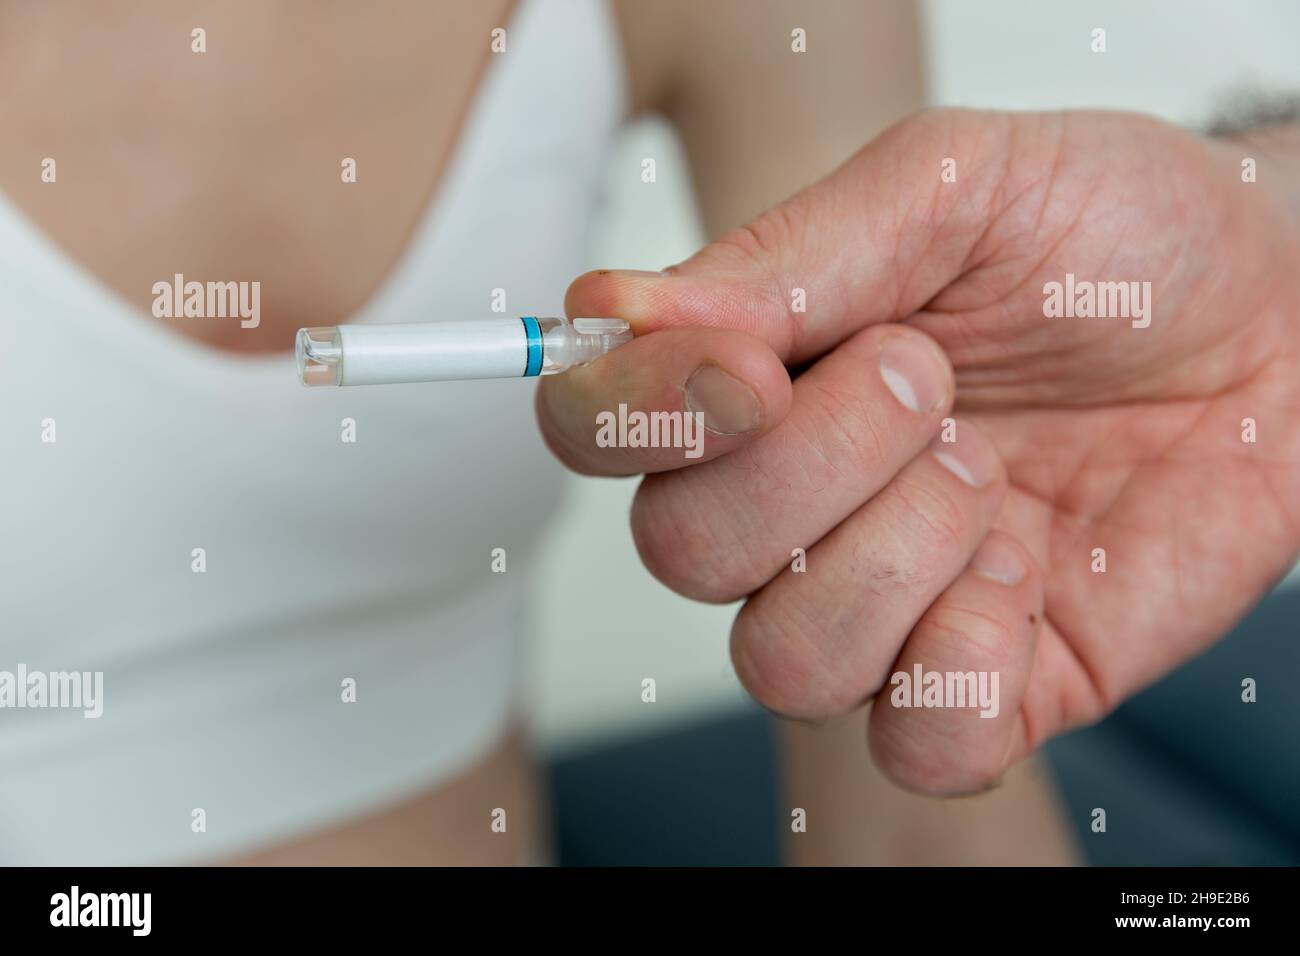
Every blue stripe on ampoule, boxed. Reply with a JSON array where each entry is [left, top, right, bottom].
[[521, 316, 543, 376]]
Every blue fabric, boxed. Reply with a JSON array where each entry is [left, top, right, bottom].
[[1045, 585, 1300, 865], [551, 706, 781, 866]]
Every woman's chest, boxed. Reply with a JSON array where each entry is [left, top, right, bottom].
[[0, 1, 511, 354]]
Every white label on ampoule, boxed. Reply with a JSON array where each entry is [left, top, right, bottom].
[[338, 320, 529, 384]]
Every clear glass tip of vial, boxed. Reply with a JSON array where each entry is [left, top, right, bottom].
[[553, 317, 633, 372], [296, 327, 343, 386]]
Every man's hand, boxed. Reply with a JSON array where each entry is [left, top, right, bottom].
[[536, 108, 1300, 795]]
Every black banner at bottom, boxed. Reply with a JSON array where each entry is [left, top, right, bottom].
[[0, 866, 1291, 942]]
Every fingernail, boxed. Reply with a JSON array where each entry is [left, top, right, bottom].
[[879, 335, 949, 413], [970, 536, 1027, 586], [685, 363, 763, 436], [930, 428, 1000, 488]]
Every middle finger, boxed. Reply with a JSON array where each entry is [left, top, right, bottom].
[[631, 322, 955, 603]]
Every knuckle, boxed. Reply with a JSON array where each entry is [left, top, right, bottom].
[[919, 601, 1021, 674], [881, 476, 969, 570], [870, 717, 1006, 797], [881, 741, 1006, 797], [731, 598, 844, 718], [796, 380, 891, 479], [729, 606, 793, 711], [689, 200, 809, 355], [710, 206, 801, 301], [871, 743, 947, 796], [713, 204, 794, 274], [630, 478, 754, 603]]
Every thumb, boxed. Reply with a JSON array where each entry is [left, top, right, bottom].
[[566, 109, 1020, 365]]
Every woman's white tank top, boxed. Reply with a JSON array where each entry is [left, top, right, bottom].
[[0, 0, 626, 863]]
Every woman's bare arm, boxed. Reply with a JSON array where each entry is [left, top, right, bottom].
[[617, 0, 927, 237]]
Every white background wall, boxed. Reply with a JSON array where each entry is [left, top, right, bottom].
[[528, 0, 1300, 754]]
